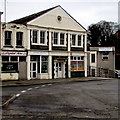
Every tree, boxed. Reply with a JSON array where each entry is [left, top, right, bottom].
[[88, 20, 114, 47]]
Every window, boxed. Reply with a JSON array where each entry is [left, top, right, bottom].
[[2, 56, 9, 61], [102, 52, 109, 60], [5, 31, 12, 46], [53, 32, 58, 44], [41, 56, 48, 73], [70, 56, 84, 71], [32, 30, 38, 43], [91, 54, 95, 63], [60, 33, 64, 45], [16, 32, 23, 46], [11, 56, 18, 61], [78, 35, 81, 46], [40, 31, 45, 44], [72, 34, 76, 46]]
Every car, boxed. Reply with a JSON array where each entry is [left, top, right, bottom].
[[118, 73, 120, 78], [115, 70, 120, 78]]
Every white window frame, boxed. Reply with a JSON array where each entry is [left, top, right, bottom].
[[71, 34, 83, 47], [31, 29, 47, 46], [53, 31, 66, 47]]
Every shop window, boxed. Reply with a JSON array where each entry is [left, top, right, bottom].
[[2, 63, 18, 72], [11, 56, 18, 61], [5, 31, 12, 46], [53, 32, 58, 45], [2, 56, 9, 61], [41, 56, 48, 73], [32, 30, 38, 43], [40, 31, 45, 44], [91, 54, 95, 63], [16, 32, 23, 47], [19, 56, 26, 61], [71, 56, 84, 71], [60, 33, 65, 45]]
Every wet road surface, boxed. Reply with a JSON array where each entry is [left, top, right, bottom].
[[2, 79, 119, 119]]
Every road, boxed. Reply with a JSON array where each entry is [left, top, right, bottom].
[[2, 79, 119, 120]]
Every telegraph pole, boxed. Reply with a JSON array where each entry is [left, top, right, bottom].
[[0, 12, 3, 80]]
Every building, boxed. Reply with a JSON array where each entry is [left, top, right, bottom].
[[87, 47, 115, 77], [0, 5, 87, 80]]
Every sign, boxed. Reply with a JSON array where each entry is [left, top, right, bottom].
[[28, 52, 48, 55], [0, 51, 27, 56], [99, 47, 113, 52]]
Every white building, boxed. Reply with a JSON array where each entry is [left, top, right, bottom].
[[0, 5, 87, 80]]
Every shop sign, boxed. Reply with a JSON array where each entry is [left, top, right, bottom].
[[99, 47, 113, 51], [1, 51, 27, 56]]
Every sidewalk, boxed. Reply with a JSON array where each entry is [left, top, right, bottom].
[[1, 77, 114, 87]]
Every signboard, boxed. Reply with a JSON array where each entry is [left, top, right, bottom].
[[99, 47, 113, 52], [28, 52, 48, 55], [0, 51, 27, 56]]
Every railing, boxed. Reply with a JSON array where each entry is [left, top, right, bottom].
[[87, 66, 115, 78]]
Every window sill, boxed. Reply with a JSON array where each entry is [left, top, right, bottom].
[[53, 44, 66, 47], [16, 46, 24, 48], [4, 45, 13, 48], [71, 46, 83, 48], [31, 43, 48, 46]]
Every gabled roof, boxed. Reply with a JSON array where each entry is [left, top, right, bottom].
[[10, 5, 87, 31], [10, 5, 59, 24]]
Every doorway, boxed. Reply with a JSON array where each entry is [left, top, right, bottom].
[[55, 62, 63, 78], [30, 61, 37, 79]]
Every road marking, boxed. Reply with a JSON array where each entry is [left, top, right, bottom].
[[41, 85, 45, 87], [16, 94, 21, 97], [27, 88, 33, 91], [21, 90, 26, 93], [48, 84, 52, 86], [35, 86, 39, 89]]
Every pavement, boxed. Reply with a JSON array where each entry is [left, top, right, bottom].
[[1, 77, 115, 87]]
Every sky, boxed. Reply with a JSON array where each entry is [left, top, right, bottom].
[[0, 0, 119, 29]]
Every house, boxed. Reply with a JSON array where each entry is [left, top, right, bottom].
[[0, 5, 87, 80], [87, 47, 115, 77]]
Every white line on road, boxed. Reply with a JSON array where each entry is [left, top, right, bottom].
[[35, 86, 39, 89], [21, 90, 26, 93], [41, 85, 45, 87], [27, 88, 33, 91], [48, 84, 52, 86], [16, 93, 21, 97]]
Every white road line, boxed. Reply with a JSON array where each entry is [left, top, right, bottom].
[[41, 85, 45, 87], [48, 84, 52, 86], [21, 90, 26, 93], [35, 86, 39, 89], [16, 93, 21, 97], [27, 88, 33, 91]]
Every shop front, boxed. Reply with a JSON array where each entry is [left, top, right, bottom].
[[1, 51, 27, 80]]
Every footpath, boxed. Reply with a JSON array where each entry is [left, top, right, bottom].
[[1, 77, 114, 87]]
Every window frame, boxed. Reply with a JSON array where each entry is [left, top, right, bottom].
[[16, 32, 23, 47], [71, 34, 83, 47], [4, 31, 12, 46]]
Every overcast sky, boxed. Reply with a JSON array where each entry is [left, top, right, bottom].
[[0, 0, 119, 29]]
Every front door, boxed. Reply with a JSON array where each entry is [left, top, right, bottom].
[[56, 62, 63, 78], [30, 62, 37, 79]]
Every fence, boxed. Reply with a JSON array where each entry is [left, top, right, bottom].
[[87, 66, 115, 78]]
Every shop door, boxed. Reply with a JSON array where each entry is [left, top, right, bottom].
[[30, 62, 37, 79], [56, 62, 63, 78]]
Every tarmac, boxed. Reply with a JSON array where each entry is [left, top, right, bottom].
[[1, 77, 114, 87]]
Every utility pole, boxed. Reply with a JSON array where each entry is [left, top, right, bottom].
[[0, 12, 3, 80]]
